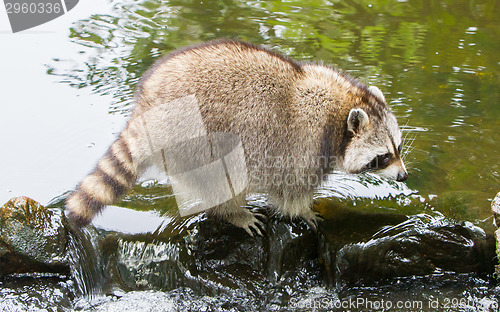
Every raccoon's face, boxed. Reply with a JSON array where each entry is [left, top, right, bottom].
[[340, 104, 408, 182]]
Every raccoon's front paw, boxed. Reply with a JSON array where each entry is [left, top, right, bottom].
[[299, 210, 323, 232], [224, 208, 267, 237]]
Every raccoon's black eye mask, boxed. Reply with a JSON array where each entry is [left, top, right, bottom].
[[366, 153, 392, 170], [365, 143, 402, 171]]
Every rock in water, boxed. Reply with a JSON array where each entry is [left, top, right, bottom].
[[0, 197, 69, 275], [491, 192, 500, 227], [491, 192, 500, 277], [321, 213, 494, 288]]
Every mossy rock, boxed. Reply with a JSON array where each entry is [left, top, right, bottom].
[[0, 197, 69, 275]]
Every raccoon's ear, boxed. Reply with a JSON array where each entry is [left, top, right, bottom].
[[368, 85, 386, 103], [347, 108, 370, 135]]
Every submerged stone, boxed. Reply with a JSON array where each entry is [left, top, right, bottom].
[[0, 197, 69, 275]]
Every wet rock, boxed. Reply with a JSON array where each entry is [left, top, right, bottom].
[[67, 199, 497, 309], [0, 273, 73, 311], [491, 192, 500, 227], [93, 216, 319, 298], [0, 197, 69, 275], [326, 214, 495, 287], [491, 192, 500, 277], [109, 235, 188, 292]]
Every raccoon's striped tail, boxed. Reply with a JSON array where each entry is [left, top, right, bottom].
[[66, 134, 137, 227]]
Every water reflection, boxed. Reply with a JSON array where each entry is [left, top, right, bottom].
[[46, 0, 500, 218], [92, 206, 167, 234]]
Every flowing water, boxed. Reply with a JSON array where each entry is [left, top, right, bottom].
[[1, 0, 500, 311]]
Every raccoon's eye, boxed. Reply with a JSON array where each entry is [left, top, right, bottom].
[[366, 153, 391, 170]]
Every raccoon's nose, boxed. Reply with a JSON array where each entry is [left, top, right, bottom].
[[397, 171, 408, 182]]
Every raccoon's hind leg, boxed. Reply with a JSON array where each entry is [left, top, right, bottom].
[[270, 192, 321, 231], [207, 193, 267, 236]]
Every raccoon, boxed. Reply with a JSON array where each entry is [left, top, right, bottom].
[[66, 39, 408, 235]]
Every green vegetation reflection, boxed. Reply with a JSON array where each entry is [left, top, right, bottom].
[[49, 0, 500, 220]]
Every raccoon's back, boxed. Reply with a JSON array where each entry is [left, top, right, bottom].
[[134, 39, 303, 116]]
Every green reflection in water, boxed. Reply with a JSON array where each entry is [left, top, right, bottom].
[[49, 0, 500, 220]]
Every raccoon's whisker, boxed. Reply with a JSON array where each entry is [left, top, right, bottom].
[[403, 159, 414, 166], [402, 122, 412, 138], [401, 136, 418, 163], [402, 152, 413, 162], [403, 147, 417, 160], [403, 131, 416, 147], [407, 147, 427, 154], [406, 166, 420, 173], [401, 132, 417, 157], [402, 145, 412, 160], [402, 144, 416, 158]]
